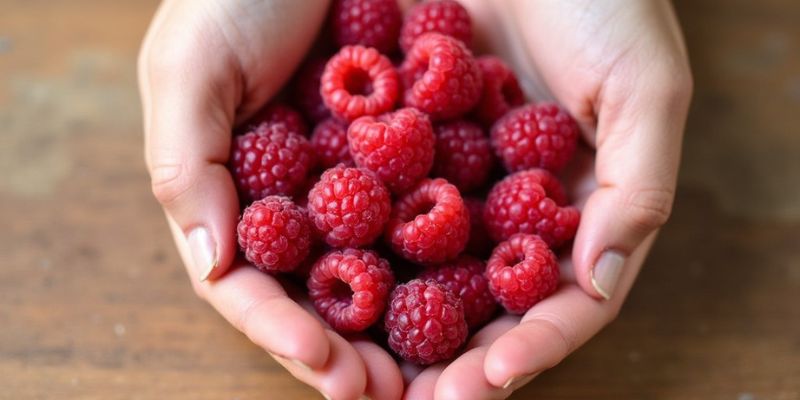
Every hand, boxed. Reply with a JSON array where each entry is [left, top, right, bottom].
[[402, 1, 693, 398], [138, 1, 403, 399]]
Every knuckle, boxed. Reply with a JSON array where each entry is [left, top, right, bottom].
[[150, 162, 192, 207], [524, 312, 578, 363], [235, 295, 281, 341], [624, 187, 675, 231]]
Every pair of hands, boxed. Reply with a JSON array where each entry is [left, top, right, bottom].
[[138, 0, 693, 399]]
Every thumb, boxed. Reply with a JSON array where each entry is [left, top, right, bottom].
[[573, 65, 693, 300]]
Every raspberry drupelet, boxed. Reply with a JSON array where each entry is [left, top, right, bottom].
[[310, 117, 353, 169], [385, 178, 470, 264], [399, 0, 472, 53], [237, 196, 312, 273], [384, 279, 468, 364], [399, 33, 482, 120], [230, 122, 315, 202], [472, 56, 525, 127], [308, 248, 395, 333], [419, 255, 497, 329], [485, 234, 559, 314], [463, 197, 492, 257], [491, 103, 579, 173], [321, 45, 400, 122], [245, 102, 308, 136], [432, 120, 493, 193], [347, 107, 435, 194], [307, 165, 392, 248], [330, 0, 402, 54], [484, 168, 580, 247]]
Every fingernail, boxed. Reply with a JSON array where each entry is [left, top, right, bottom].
[[321, 393, 332, 400], [502, 372, 538, 390], [591, 250, 626, 300], [187, 227, 217, 281], [269, 352, 312, 372]]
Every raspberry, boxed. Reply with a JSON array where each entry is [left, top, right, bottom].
[[348, 107, 435, 193], [385, 178, 470, 264], [308, 249, 395, 333], [399, 0, 473, 53], [307, 165, 392, 248], [464, 197, 492, 257], [237, 196, 312, 273], [472, 56, 525, 126], [399, 33, 482, 120], [484, 169, 580, 247], [432, 120, 492, 193], [330, 0, 402, 54], [291, 57, 331, 123], [418, 256, 496, 328], [321, 45, 400, 122], [491, 103, 579, 173], [384, 279, 468, 364], [231, 123, 315, 201], [245, 102, 308, 136], [310, 118, 354, 169], [485, 234, 559, 314]]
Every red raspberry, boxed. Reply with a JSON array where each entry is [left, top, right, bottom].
[[291, 57, 331, 123], [310, 118, 354, 169], [484, 169, 580, 247], [321, 45, 400, 122], [231, 123, 315, 201], [307, 165, 392, 248], [399, 33, 482, 120], [472, 56, 525, 126], [418, 256, 496, 329], [237, 196, 312, 273], [485, 234, 559, 314], [385, 178, 470, 264], [464, 197, 492, 257], [399, 0, 473, 53], [432, 120, 492, 193], [384, 279, 468, 365], [491, 103, 579, 173], [348, 107, 435, 193], [330, 0, 402, 54], [308, 249, 395, 333], [245, 103, 308, 136]]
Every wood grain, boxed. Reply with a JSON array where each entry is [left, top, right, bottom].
[[1, 1, 799, 399]]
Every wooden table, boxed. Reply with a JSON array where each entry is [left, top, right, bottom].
[[2, 1, 799, 399]]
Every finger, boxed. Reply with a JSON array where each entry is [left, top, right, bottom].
[[403, 364, 445, 400], [433, 316, 519, 400], [351, 339, 404, 400], [168, 217, 331, 370], [484, 233, 656, 388]]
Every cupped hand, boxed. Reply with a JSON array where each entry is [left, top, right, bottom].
[[403, 1, 693, 398], [138, 1, 403, 399]]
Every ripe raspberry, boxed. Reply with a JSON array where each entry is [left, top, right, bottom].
[[291, 57, 331, 123], [432, 120, 492, 193], [418, 256, 496, 329], [245, 103, 308, 136], [472, 56, 525, 126], [491, 103, 579, 173], [485, 234, 559, 314], [231, 123, 315, 201], [307, 165, 392, 248], [330, 0, 402, 54], [321, 45, 400, 122], [237, 196, 312, 273], [484, 169, 580, 247], [399, 33, 482, 120], [385, 178, 470, 264], [348, 107, 435, 193], [464, 197, 492, 257], [384, 279, 468, 365], [399, 0, 472, 53], [310, 118, 354, 169], [308, 249, 395, 333]]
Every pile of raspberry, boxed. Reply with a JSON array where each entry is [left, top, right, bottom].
[[230, 0, 581, 366]]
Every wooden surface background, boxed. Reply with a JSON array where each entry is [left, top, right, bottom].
[[1, 1, 799, 399]]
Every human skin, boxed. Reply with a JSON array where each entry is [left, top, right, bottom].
[[138, 1, 692, 399]]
